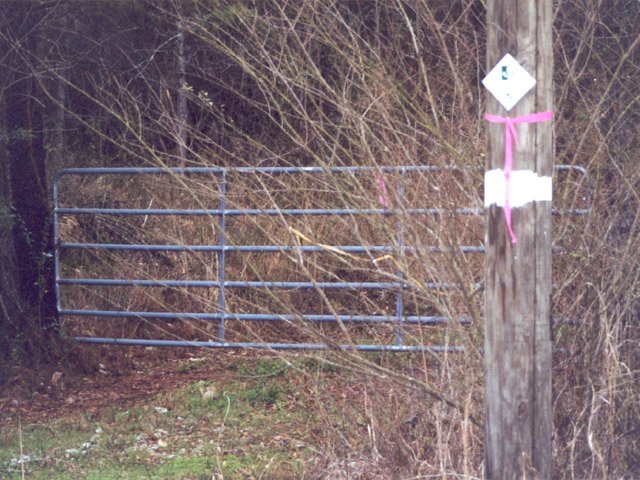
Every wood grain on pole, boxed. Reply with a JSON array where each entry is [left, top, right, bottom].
[[484, 1, 553, 478]]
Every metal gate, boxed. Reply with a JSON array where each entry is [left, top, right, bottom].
[[53, 165, 587, 351]]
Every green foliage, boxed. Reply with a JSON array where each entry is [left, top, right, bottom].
[[4, 128, 37, 142], [297, 356, 340, 374], [230, 358, 290, 406], [242, 382, 282, 406], [175, 360, 199, 374], [0, 206, 14, 236], [235, 358, 290, 378]]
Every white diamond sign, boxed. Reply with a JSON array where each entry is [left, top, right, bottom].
[[482, 54, 536, 111]]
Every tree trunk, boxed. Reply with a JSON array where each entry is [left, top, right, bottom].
[[1, 0, 60, 367], [0, 99, 26, 365]]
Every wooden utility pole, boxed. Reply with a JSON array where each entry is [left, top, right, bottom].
[[484, 1, 553, 479]]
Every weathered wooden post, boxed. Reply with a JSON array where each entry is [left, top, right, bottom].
[[483, 1, 553, 478]]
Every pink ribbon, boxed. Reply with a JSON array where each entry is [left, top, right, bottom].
[[484, 111, 553, 244], [373, 173, 389, 208]]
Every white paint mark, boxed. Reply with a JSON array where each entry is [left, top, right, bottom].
[[484, 169, 552, 208]]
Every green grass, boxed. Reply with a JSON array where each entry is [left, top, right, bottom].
[[0, 364, 313, 479], [233, 357, 290, 378]]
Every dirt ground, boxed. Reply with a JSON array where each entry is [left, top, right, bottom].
[[0, 346, 264, 426]]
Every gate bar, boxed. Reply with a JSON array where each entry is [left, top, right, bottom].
[[60, 309, 470, 324], [217, 171, 227, 339], [57, 243, 487, 253], [395, 171, 405, 346], [72, 336, 466, 352], [53, 164, 586, 177], [57, 278, 477, 289], [54, 207, 482, 216]]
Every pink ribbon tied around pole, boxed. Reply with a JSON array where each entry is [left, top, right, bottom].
[[373, 172, 390, 208], [484, 111, 554, 244]]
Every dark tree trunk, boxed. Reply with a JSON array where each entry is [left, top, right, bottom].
[[6, 69, 58, 322], [0, 101, 26, 363], [1, 0, 60, 367]]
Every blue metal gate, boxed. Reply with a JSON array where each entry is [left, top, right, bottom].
[[53, 165, 587, 352]]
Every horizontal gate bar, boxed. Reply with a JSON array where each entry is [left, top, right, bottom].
[[58, 278, 467, 289], [60, 309, 469, 324], [53, 165, 463, 179], [58, 308, 569, 326], [56, 206, 588, 216], [58, 243, 487, 254], [72, 336, 466, 352], [53, 164, 586, 178], [54, 207, 483, 216], [58, 242, 571, 254]]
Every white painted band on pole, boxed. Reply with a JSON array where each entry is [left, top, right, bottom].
[[484, 169, 552, 208]]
